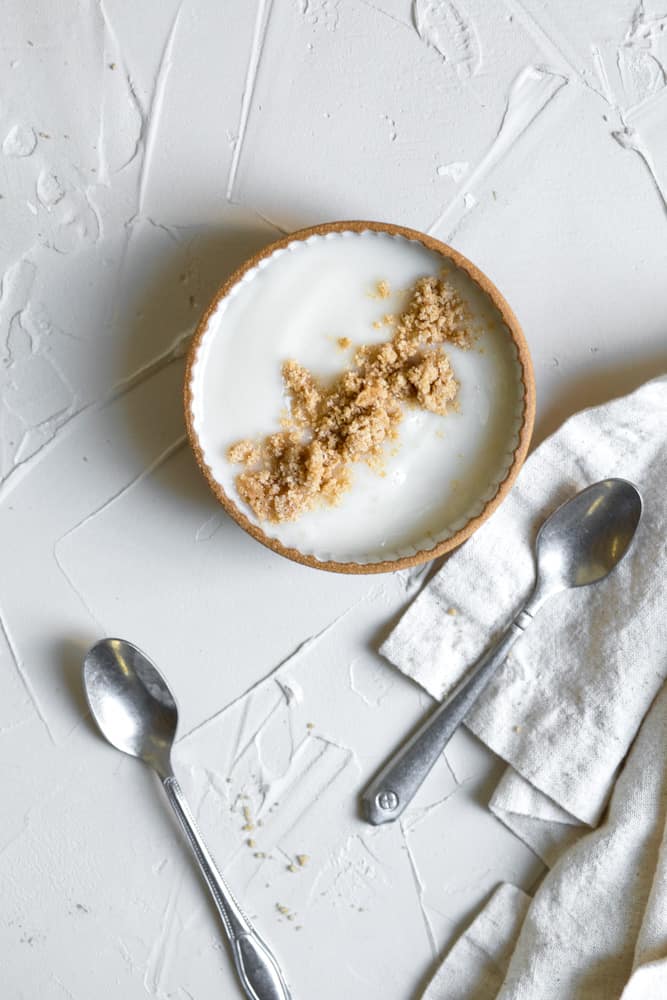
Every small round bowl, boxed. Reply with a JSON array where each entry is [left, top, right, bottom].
[[184, 221, 535, 574]]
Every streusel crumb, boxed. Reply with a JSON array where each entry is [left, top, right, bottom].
[[228, 275, 470, 522], [226, 439, 260, 465]]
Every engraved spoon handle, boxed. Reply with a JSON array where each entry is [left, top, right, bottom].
[[362, 608, 535, 825], [163, 776, 292, 1000]]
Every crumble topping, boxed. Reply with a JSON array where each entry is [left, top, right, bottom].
[[228, 275, 470, 522]]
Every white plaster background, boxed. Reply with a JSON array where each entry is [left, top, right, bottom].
[[1, 1, 666, 997]]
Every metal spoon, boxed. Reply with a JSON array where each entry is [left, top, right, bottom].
[[83, 638, 292, 1000], [362, 478, 643, 825]]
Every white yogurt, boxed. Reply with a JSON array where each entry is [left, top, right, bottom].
[[189, 230, 526, 564]]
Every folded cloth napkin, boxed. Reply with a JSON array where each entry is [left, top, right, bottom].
[[381, 375, 667, 997], [424, 679, 667, 999]]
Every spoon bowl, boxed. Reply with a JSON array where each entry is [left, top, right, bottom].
[[83, 638, 177, 778], [534, 478, 643, 600]]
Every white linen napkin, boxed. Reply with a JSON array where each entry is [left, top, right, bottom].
[[381, 375, 667, 998], [422, 680, 667, 999], [423, 884, 531, 999], [382, 375, 667, 861]]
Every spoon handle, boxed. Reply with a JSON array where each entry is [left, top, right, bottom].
[[362, 608, 535, 825], [163, 776, 292, 1000]]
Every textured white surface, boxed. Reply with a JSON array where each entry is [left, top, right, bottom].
[[0, 2, 665, 999]]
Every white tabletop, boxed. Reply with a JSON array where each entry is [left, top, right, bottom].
[[1, 2, 666, 997]]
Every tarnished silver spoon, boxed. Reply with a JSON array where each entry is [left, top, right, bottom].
[[83, 638, 292, 1000], [362, 478, 643, 825]]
